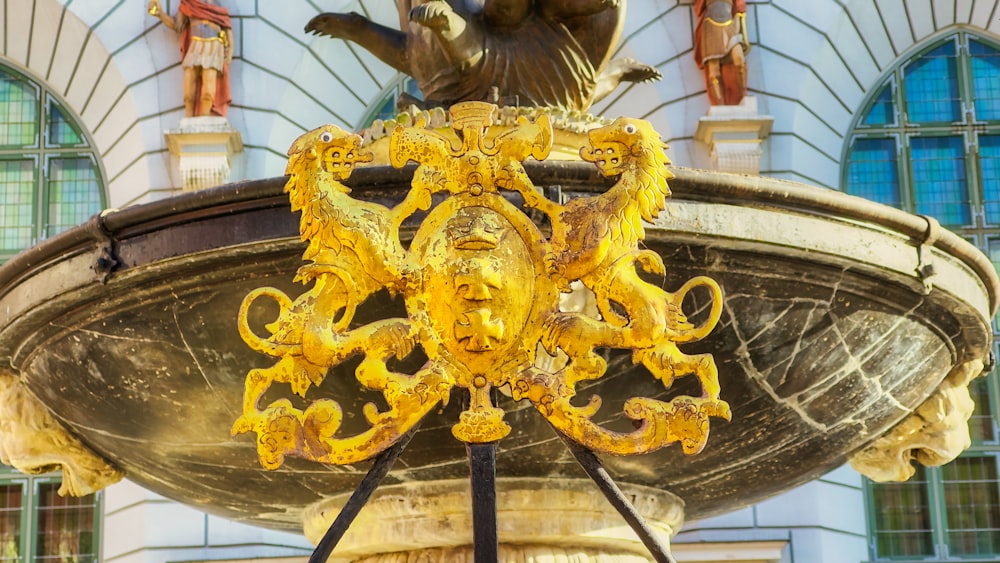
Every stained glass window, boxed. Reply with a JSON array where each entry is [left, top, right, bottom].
[[34, 484, 96, 562], [846, 33, 1000, 229], [46, 99, 84, 148], [0, 75, 38, 148], [871, 466, 934, 557], [862, 83, 895, 127], [360, 76, 424, 128], [0, 470, 100, 563], [910, 136, 970, 226], [904, 41, 961, 123], [984, 136, 1000, 223], [972, 40, 1000, 121], [846, 138, 899, 207], [0, 483, 24, 562], [0, 66, 104, 262], [852, 32, 1000, 562], [943, 457, 1000, 555], [0, 160, 36, 253], [46, 158, 101, 238], [970, 372, 998, 444]]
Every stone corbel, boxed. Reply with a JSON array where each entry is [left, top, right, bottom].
[[849, 358, 985, 482], [0, 370, 123, 496], [695, 96, 773, 175], [165, 116, 244, 191]]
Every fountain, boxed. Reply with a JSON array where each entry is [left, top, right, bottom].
[[0, 2, 995, 561]]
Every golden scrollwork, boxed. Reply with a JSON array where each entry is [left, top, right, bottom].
[[233, 102, 731, 468]]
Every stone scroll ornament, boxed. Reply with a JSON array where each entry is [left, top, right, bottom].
[[232, 102, 731, 469]]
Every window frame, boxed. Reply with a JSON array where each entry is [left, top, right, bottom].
[[841, 31, 1000, 232], [0, 62, 107, 263], [0, 467, 103, 563], [864, 454, 1000, 561]]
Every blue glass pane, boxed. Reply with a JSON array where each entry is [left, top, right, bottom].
[[847, 138, 900, 207], [403, 77, 423, 100], [904, 42, 961, 123], [983, 136, 1000, 224], [371, 95, 396, 123], [863, 83, 895, 126], [911, 136, 969, 226], [971, 40, 1000, 121], [46, 98, 84, 147]]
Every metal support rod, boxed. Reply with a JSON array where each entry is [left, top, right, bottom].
[[308, 426, 420, 563], [558, 431, 678, 563], [468, 442, 499, 563]]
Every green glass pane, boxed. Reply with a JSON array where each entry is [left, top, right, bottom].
[[983, 136, 1000, 225], [0, 160, 37, 253], [0, 484, 23, 562], [846, 138, 900, 207], [47, 99, 84, 147], [862, 83, 895, 127], [942, 457, 1000, 556], [871, 466, 935, 557], [971, 40, 1000, 121], [46, 158, 101, 237], [969, 373, 997, 443], [911, 136, 970, 226], [0, 71, 38, 147], [35, 483, 96, 563], [904, 41, 961, 123]]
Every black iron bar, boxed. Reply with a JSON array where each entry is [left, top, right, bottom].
[[308, 425, 420, 563], [468, 442, 499, 563], [557, 431, 678, 563]]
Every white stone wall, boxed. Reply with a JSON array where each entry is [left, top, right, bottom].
[[675, 465, 868, 563], [101, 480, 312, 563], [6, 0, 999, 203]]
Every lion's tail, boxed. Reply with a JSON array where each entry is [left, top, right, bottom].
[[238, 287, 299, 356], [671, 276, 724, 343]]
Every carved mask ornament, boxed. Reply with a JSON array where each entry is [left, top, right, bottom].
[[233, 102, 730, 469]]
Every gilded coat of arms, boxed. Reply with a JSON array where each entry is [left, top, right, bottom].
[[233, 102, 730, 468]]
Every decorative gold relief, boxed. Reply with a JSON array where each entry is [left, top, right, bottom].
[[234, 102, 730, 467]]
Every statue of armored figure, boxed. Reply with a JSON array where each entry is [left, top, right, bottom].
[[305, 0, 661, 112], [694, 0, 751, 106], [148, 0, 234, 117]]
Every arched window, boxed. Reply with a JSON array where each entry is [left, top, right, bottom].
[[0, 64, 106, 262], [844, 32, 1000, 228], [358, 76, 424, 128], [847, 31, 1000, 561]]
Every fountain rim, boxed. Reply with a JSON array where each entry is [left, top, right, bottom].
[[1, 162, 997, 316]]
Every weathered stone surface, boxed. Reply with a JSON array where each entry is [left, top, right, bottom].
[[0, 165, 992, 530], [302, 479, 682, 559]]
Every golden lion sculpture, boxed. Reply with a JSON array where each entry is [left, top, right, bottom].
[[518, 117, 730, 455]]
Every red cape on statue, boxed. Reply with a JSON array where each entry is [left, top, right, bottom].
[[179, 0, 232, 116]]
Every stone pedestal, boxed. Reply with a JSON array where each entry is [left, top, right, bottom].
[[695, 96, 773, 175], [165, 117, 243, 191], [302, 479, 684, 562]]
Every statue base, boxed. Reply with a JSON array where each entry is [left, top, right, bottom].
[[165, 116, 243, 191], [695, 96, 774, 175], [302, 478, 684, 561]]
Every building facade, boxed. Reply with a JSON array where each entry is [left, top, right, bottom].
[[1, 0, 999, 561]]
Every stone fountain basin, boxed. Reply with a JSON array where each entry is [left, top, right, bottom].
[[0, 164, 994, 530]]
